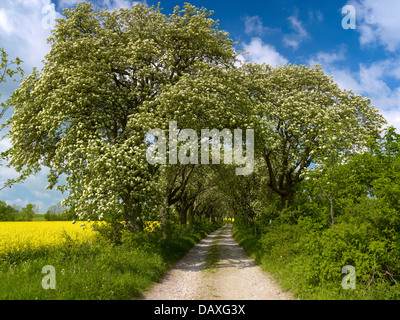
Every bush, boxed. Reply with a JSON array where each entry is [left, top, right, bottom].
[[17, 204, 35, 221], [234, 199, 400, 299], [44, 208, 78, 221], [260, 223, 304, 259], [0, 201, 17, 221]]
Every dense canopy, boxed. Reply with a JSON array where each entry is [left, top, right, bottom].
[[5, 2, 387, 233]]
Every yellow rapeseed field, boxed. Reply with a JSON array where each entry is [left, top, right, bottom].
[[0, 221, 99, 256], [0, 220, 161, 256]]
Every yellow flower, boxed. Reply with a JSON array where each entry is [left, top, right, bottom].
[[0, 221, 99, 256]]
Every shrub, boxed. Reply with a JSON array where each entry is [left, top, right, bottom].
[[235, 197, 400, 299]]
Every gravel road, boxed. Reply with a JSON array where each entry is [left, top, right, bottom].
[[140, 224, 294, 300]]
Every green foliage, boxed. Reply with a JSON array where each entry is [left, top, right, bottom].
[[18, 204, 35, 221], [0, 200, 17, 221], [6, 2, 386, 235], [0, 48, 23, 85], [0, 220, 220, 299], [232, 126, 400, 299], [234, 211, 400, 299], [2, 1, 398, 300], [6, 2, 239, 230], [0, 201, 39, 221], [0, 47, 24, 115], [44, 203, 77, 221], [245, 63, 386, 206], [43, 211, 75, 221], [0, 48, 25, 191]]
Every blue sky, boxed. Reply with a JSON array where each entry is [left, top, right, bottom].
[[0, 0, 399, 212]]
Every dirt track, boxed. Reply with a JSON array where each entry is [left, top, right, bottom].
[[140, 224, 294, 300]]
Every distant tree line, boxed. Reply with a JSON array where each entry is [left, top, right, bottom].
[[0, 202, 38, 221], [0, 201, 77, 221], [44, 202, 76, 221]]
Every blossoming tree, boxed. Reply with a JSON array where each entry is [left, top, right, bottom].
[[5, 2, 238, 232], [244, 63, 386, 208]]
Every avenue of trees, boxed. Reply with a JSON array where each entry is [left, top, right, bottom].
[[3, 2, 386, 234]]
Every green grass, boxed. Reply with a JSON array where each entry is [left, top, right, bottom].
[[32, 214, 46, 221], [232, 222, 400, 300], [204, 226, 225, 272], [0, 221, 221, 299]]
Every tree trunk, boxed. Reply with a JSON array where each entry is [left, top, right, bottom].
[[330, 192, 335, 226], [121, 192, 143, 233], [160, 195, 170, 238], [179, 207, 187, 225], [188, 206, 194, 226], [280, 193, 292, 210], [123, 208, 143, 233], [160, 205, 169, 224]]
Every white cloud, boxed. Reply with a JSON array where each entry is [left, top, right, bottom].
[[4, 198, 50, 213], [102, 0, 135, 10], [243, 15, 276, 36], [0, 137, 65, 213], [242, 37, 288, 66], [307, 48, 400, 131], [57, 0, 79, 7], [308, 49, 346, 68], [4, 198, 29, 208], [0, 137, 11, 152], [57, 0, 142, 11], [0, 9, 13, 35], [0, 166, 66, 213], [0, 137, 20, 186], [282, 15, 310, 50], [380, 108, 400, 132], [0, 0, 62, 72], [307, 48, 363, 92], [351, 0, 400, 51], [309, 10, 324, 22], [330, 68, 363, 93]]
